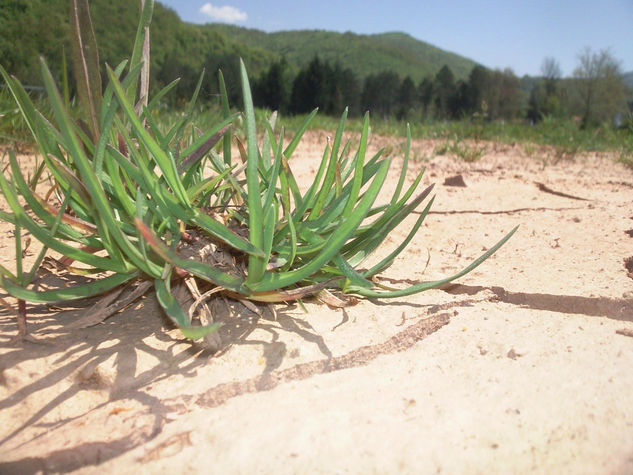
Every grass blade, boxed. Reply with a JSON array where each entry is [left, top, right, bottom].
[[69, 0, 102, 140], [391, 124, 411, 205], [283, 108, 318, 158], [239, 59, 265, 285], [0, 272, 139, 303], [137, 0, 151, 111], [218, 70, 232, 165], [154, 276, 220, 340], [293, 140, 330, 220], [351, 226, 520, 297], [178, 121, 232, 173], [262, 125, 284, 212], [127, 0, 154, 104], [361, 197, 435, 277], [341, 112, 369, 217], [190, 213, 264, 257]]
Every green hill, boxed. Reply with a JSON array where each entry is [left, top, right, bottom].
[[1, 0, 480, 106], [202, 25, 478, 82]]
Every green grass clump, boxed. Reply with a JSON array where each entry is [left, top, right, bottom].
[[0, 0, 516, 346], [433, 139, 486, 162]]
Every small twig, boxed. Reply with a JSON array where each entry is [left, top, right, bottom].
[[0, 296, 15, 314], [221, 295, 233, 318], [177, 124, 232, 173], [616, 328, 633, 338], [316, 288, 358, 308], [238, 298, 262, 316], [534, 182, 590, 201], [16, 299, 27, 337], [8, 299, 41, 345], [267, 303, 278, 321], [68, 280, 153, 329], [187, 283, 224, 319], [183, 277, 222, 351]]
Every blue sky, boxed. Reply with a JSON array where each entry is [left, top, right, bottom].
[[157, 0, 632, 77]]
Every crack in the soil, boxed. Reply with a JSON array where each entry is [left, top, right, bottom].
[[426, 206, 584, 215], [161, 294, 497, 412], [190, 312, 450, 409]]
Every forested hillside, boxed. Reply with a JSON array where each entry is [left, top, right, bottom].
[[201, 25, 477, 82], [0, 0, 477, 101]]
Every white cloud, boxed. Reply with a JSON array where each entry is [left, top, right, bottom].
[[199, 3, 247, 23]]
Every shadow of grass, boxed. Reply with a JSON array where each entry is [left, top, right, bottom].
[[441, 283, 633, 322], [0, 290, 333, 468]]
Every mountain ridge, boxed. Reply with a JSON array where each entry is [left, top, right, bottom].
[[199, 23, 479, 81]]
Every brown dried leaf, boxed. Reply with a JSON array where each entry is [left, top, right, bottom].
[[316, 288, 359, 308]]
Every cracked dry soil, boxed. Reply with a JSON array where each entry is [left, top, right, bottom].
[[1, 132, 633, 474]]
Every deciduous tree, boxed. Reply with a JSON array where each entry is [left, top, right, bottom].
[[572, 48, 627, 127]]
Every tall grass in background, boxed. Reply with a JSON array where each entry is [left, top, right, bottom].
[[280, 112, 633, 162]]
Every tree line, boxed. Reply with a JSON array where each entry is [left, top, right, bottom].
[[253, 49, 631, 128]]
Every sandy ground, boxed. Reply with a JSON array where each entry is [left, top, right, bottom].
[[1, 131, 632, 474]]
